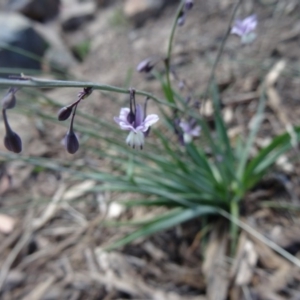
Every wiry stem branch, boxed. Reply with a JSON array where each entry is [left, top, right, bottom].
[[203, 0, 243, 100], [0, 77, 175, 108], [165, 0, 186, 104]]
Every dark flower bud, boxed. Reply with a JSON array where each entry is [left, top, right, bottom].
[[136, 58, 155, 73], [185, 0, 194, 10], [2, 89, 17, 110], [58, 106, 73, 121], [4, 131, 22, 153], [64, 102, 79, 154], [64, 130, 79, 154], [2, 109, 22, 153]]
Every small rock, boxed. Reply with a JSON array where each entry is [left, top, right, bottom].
[[124, 0, 165, 26], [7, 0, 61, 23], [3, 270, 26, 291], [0, 214, 15, 234], [42, 287, 63, 300], [0, 13, 48, 75], [96, 0, 112, 7], [60, 2, 96, 31], [33, 22, 77, 71]]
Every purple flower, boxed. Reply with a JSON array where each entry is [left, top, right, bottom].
[[179, 119, 201, 144], [114, 92, 159, 149], [231, 15, 257, 44]]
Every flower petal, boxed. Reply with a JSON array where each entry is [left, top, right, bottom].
[[138, 114, 159, 132], [243, 14, 257, 26], [126, 131, 144, 149], [241, 32, 257, 44], [231, 26, 244, 36], [135, 104, 144, 127], [114, 117, 135, 131], [179, 121, 191, 133], [183, 133, 193, 144], [114, 108, 135, 130], [231, 15, 257, 37], [190, 126, 201, 137], [119, 108, 130, 122], [243, 15, 257, 34]]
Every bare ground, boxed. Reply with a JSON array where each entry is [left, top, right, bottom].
[[1, 0, 300, 299]]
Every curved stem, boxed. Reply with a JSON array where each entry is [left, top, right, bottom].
[[69, 103, 78, 132], [2, 109, 12, 134], [165, 0, 186, 104], [0, 77, 176, 109], [202, 0, 243, 108]]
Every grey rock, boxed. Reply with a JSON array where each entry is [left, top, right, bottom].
[[42, 287, 62, 300], [3, 270, 26, 291], [7, 0, 61, 23], [124, 0, 175, 26], [0, 13, 48, 76], [96, 0, 113, 7], [34, 22, 77, 72], [60, 2, 96, 31], [124, 0, 164, 26]]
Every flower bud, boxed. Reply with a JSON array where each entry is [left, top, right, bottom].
[[4, 131, 22, 153], [2, 109, 22, 153], [58, 106, 73, 121], [185, 0, 194, 10], [64, 130, 79, 154], [136, 58, 154, 73]]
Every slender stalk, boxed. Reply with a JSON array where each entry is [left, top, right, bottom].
[[219, 209, 300, 268], [2, 109, 12, 134], [203, 0, 243, 101], [0, 77, 174, 108], [165, 0, 186, 104], [230, 201, 239, 256], [70, 102, 78, 132]]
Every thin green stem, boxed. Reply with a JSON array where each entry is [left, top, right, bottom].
[[219, 209, 300, 268], [202, 0, 243, 103], [0, 77, 175, 109], [165, 0, 185, 104], [230, 201, 239, 256]]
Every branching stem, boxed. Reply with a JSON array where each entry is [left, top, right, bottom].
[[0, 77, 174, 108]]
